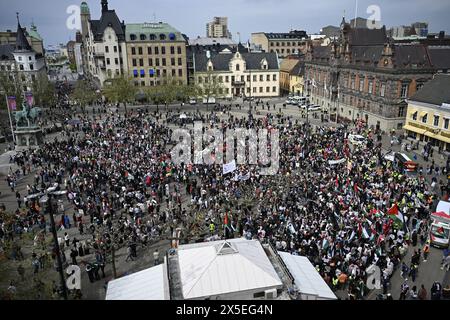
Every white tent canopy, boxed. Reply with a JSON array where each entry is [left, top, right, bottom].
[[436, 200, 450, 214], [278, 252, 337, 300], [105, 264, 169, 300], [178, 239, 283, 299]]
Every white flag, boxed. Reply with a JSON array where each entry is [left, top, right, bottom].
[[223, 160, 237, 175]]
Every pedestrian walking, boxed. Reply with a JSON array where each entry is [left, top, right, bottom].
[[418, 284, 427, 300]]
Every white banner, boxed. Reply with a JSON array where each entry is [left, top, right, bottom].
[[328, 158, 346, 165], [223, 160, 237, 175]]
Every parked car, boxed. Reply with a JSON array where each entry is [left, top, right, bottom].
[[348, 134, 367, 146]]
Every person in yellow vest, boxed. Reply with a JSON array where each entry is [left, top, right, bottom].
[[209, 223, 215, 234], [332, 277, 339, 289]]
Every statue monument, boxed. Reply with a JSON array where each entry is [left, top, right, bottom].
[[14, 102, 44, 151]]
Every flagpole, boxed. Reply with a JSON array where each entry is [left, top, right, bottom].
[[5, 94, 15, 144]]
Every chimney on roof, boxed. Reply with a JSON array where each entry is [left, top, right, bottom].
[[101, 0, 108, 13]]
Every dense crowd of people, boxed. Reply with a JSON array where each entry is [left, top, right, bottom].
[[1, 102, 449, 300]]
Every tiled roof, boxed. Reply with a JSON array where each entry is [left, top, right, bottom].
[[348, 27, 387, 46], [428, 46, 450, 70], [90, 10, 125, 42], [194, 51, 279, 72], [126, 22, 184, 42], [410, 74, 450, 105]]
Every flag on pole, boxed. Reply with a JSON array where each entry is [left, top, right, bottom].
[[362, 226, 370, 239], [387, 203, 404, 227], [7, 96, 17, 111]]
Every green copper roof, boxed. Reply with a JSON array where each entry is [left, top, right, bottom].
[[81, 2, 90, 14], [28, 23, 42, 41], [125, 22, 184, 42]]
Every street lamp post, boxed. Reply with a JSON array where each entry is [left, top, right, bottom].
[[40, 193, 68, 300]]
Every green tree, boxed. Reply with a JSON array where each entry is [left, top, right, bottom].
[[196, 70, 225, 110], [31, 74, 57, 108], [71, 80, 98, 109], [102, 76, 137, 113], [0, 69, 24, 110]]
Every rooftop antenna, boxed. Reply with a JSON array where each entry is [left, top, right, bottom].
[[16, 12, 20, 23], [354, 0, 358, 28]]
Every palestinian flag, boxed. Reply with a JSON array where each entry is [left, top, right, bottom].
[[387, 203, 404, 227]]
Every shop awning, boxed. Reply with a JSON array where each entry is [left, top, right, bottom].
[[403, 125, 427, 135]]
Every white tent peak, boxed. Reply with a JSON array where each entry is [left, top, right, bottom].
[[215, 240, 238, 255]]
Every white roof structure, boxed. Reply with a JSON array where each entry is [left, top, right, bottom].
[[189, 37, 237, 46], [177, 238, 283, 299], [105, 264, 169, 300], [278, 252, 337, 300], [436, 200, 450, 214]]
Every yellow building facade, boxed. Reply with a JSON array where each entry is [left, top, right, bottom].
[[403, 74, 450, 151]]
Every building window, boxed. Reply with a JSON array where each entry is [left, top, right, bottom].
[[368, 80, 373, 94], [114, 46, 117, 53], [105, 46, 109, 53], [139, 59, 144, 67], [132, 59, 137, 67], [416, 82, 423, 91], [266, 86, 270, 92], [259, 87, 263, 93], [19, 64, 24, 71], [161, 47, 166, 54], [198, 77, 202, 83], [422, 114, 428, 123], [177, 46, 182, 54], [241, 75, 244, 82], [106, 58, 110, 65], [273, 74, 277, 81], [18, 56, 22, 61], [398, 106, 405, 117], [225, 88, 229, 94], [178, 58, 182, 66], [155, 47, 159, 55], [131, 47, 136, 55], [351, 78, 355, 90], [155, 58, 159, 66], [236, 64, 240, 71], [178, 69, 183, 77], [138, 47, 143, 55], [253, 75, 257, 82], [266, 75, 270, 81], [170, 46, 175, 55], [149, 58, 153, 66], [115, 58, 118, 65], [260, 75, 263, 81], [225, 76, 229, 83], [29, 64, 34, 70], [171, 58, 175, 66], [380, 83, 386, 97], [412, 111, 418, 120], [172, 69, 176, 77], [444, 118, 449, 130], [359, 78, 364, 91], [148, 47, 152, 55], [162, 58, 166, 66], [273, 86, 276, 92], [141, 81, 145, 86], [253, 87, 257, 93], [434, 115, 440, 126], [401, 83, 409, 98]]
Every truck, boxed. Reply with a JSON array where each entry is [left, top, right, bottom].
[[429, 210, 450, 248]]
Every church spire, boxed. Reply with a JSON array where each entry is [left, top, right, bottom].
[[15, 12, 31, 51]]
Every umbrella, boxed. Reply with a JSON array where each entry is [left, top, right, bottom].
[[179, 114, 187, 119]]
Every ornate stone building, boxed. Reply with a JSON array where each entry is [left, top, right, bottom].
[[304, 17, 440, 131]]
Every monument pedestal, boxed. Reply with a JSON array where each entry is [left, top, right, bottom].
[[15, 127, 44, 151]]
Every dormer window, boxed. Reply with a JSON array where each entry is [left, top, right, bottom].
[[130, 34, 137, 41], [149, 34, 156, 40], [160, 34, 166, 40], [236, 64, 240, 71], [140, 34, 147, 41]]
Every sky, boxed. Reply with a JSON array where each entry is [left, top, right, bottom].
[[0, 0, 449, 46]]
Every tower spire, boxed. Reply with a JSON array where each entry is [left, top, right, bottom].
[[15, 12, 31, 51], [101, 0, 108, 13]]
